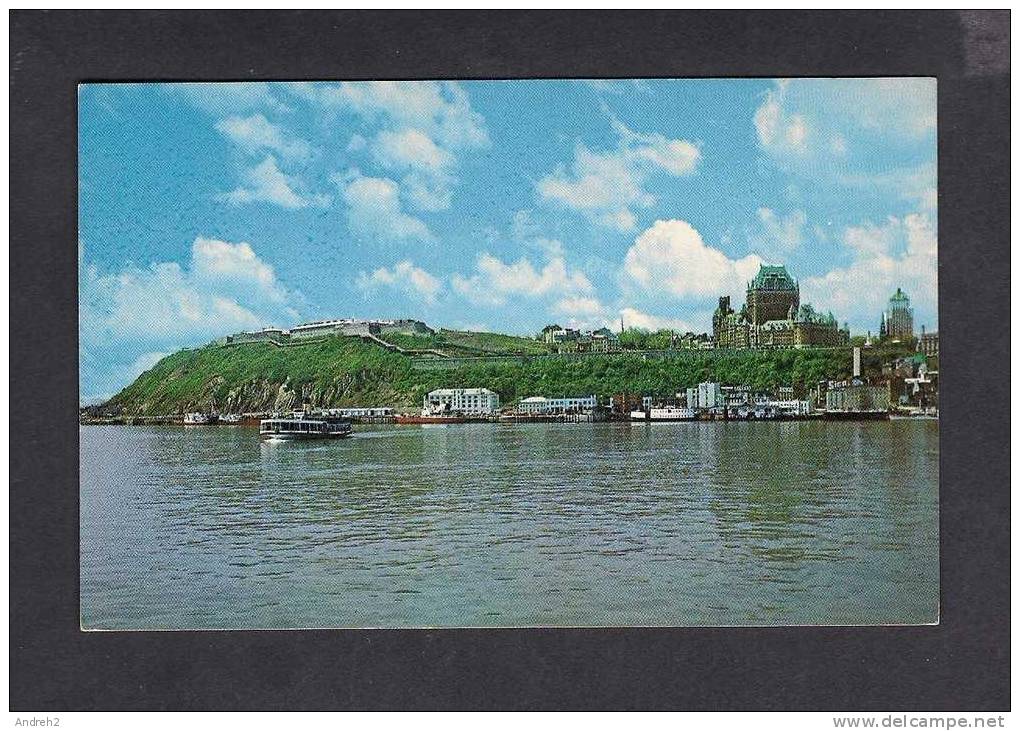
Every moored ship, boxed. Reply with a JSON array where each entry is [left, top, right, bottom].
[[259, 412, 353, 440], [395, 401, 491, 424], [183, 412, 219, 425], [395, 414, 473, 424], [648, 406, 697, 421], [822, 410, 890, 421]]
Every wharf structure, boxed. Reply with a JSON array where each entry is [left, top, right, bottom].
[[322, 407, 396, 423], [712, 264, 850, 349]]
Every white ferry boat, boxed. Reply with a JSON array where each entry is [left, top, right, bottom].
[[648, 406, 697, 421], [259, 412, 353, 440]]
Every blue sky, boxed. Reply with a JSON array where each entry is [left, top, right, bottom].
[[79, 78, 937, 402]]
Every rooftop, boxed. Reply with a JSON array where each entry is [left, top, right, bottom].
[[888, 287, 911, 305], [749, 264, 798, 292]]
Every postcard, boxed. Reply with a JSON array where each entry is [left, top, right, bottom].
[[79, 78, 938, 629]]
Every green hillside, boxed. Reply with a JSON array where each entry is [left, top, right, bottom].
[[378, 328, 551, 356], [99, 332, 861, 417]]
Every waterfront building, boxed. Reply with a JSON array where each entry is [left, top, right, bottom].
[[903, 363, 939, 410], [767, 399, 814, 416], [882, 354, 939, 409], [517, 395, 598, 415], [712, 264, 849, 349], [825, 383, 891, 412], [687, 382, 724, 410], [610, 393, 645, 417], [721, 385, 765, 409], [918, 327, 939, 357], [880, 288, 914, 341], [424, 388, 500, 415]]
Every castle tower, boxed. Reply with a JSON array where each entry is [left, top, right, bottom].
[[746, 265, 799, 327], [884, 288, 914, 340]]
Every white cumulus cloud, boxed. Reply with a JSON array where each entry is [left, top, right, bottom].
[[80, 237, 299, 345], [537, 117, 700, 232], [214, 113, 313, 162], [623, 219, 762, 299], [802, 211, 937, 334], [356, 260, 442, 304], [221, 156, 326, 209], [337, 169, 434, 243], [552, 295, 607, 319], [372, 128, 454, 172], [295, 80, 489, 213], [617, 307, 696, 333], [296, 80, 489, 150], [754, 78, 936, 178], [453, 251, 593, 307], [79, 236, 302, 399], [750, 207, 808, 261], [175, 82, 292, 115]]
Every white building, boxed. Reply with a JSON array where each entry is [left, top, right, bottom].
[[290, 319, 373, 338], [289, 318, 433, 339], [686, 382, 723, 410], [424, 388, 500, 415], [516, 395, 598, 415], [766, 399, 813, 416]]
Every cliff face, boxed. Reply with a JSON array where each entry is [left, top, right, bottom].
[[103, 337, 422, 416], [99, 334, 858, 417]]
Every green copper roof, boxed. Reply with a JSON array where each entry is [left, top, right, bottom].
[[889, 287, 910, 304], [749, 264, 798, 292]]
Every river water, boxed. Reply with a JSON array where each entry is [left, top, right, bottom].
[[80, 421, 939, 629]]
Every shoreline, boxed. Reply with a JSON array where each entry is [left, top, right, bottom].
[[80, 412, 936, 427]]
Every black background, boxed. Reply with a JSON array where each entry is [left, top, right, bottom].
[[10, 10, 1010, 711]]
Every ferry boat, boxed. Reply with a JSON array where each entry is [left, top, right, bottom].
[[259, 412, 353, 440], [648, 406, 697, 421]]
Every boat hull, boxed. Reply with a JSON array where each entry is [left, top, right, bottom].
[[395, 415, 473, 424], [260, 431, 352, 440]]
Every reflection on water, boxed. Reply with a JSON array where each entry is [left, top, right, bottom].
[[80, 421, 938, 628]]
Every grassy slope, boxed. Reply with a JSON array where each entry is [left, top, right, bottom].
[[104, 332, 863, 416], [380, 329, 551, 356]]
